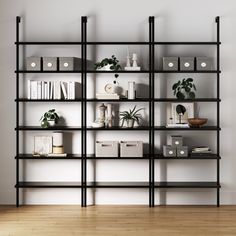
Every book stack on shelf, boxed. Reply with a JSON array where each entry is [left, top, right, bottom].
[[191, 146, 212, 156], [27, 80, 80, 100]]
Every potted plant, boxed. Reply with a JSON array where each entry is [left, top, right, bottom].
[[176, 104, 186, 124], [94, 55, 122, 80], [172, 78, 196, 99], [120, 106, 143, 128], [40, 109, 60, 128]]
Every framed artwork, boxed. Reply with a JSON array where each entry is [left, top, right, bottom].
[[171, 103, 194, 124], [34, 136, 53, 155]]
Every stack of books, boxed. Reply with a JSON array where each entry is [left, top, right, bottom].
[[166, 123, 189, 128], [96, 93, 120, 100], [28, 80, 80, 100], [191, 146, 212, 154]]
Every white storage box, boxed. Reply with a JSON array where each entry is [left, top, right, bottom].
[[96, 141, 119, 157], [120, 141, 143, 157]]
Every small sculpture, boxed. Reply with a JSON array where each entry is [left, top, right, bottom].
[[124, 49, 141, 71], [92, 103, 107, 128]]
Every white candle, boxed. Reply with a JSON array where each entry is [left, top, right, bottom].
[[107, 104, 112, 118], [53, 132, 63, 147]]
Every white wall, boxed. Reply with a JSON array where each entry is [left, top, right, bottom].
[[0, 0, 235, 205]]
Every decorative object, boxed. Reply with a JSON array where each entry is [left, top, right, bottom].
[[59, 57, 81, 71], [120, 141, 143, 157], [171, 103, 194, 125], [52, 132, 65, 154], [96, 83, 120, 100], [125, 46, 131, 67], [40, 109, 60, 128], [120, 106, 143, 128], [172, 78, 197, 99], [196, 57, 212, 71], [163, 57, 178, 71], [180, 57, 195, 71], [96, 141, 119, 157], [163, 145, 176, 157], [191, 146, 212, 154], [177, 146, 188, 157], [92, 103, 107, 128], [26, 57, 41, 71], [43, 57, 57, 71], [128, 81, 135, 99], [170, 135, 183, 147], [106, 103, 113, 127], [124, 51, 141, 71], [34, 136, 53, 156], [188, 118, 208, 127], [94, 55, 121, 79], [176, 104, 186, 124]]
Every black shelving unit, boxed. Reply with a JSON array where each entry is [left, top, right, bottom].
[[15, 16, 221, 207]]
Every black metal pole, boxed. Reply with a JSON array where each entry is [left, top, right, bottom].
[[16, 16, 21, 207], [216, 16, 220, 207], [148, 16, 152, 207], [81, 16, 84, 207], [151, 16, 155, 207]]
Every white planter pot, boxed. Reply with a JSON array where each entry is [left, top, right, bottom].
[[48, 120, 55, 127], [127, 119, 135, 128], [97, 64, 112, 71]]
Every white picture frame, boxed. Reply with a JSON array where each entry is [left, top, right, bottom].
[[171, 103, 194, 124], [34, 136, 53, 155]]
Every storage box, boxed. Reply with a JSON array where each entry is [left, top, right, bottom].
[[163, 145, 176, 157], [180, 57, 195, 71], [170, 135, 183, 147], [120, 141, 143, 157], [43, 57, 57, 71], [26, 57, 41, 71], [177, 146, 188, 157], [96, 141, 119, 157], [163, 57, 178, 71], [59, 57, 82, 71], [196, 57, 213, 71]]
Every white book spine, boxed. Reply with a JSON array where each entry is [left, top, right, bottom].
[[47, 81, 50, 99], [27, 80, 31, 99], [57, 81, 61, 99], [67, 81, 71, 99], [45, 83, 48, 99], [37, 81, 42, 99], [30, 81, 38, 99], [71, 81, 75, 99], [61, 82, 68, 99], [53, 81, 57, 100]]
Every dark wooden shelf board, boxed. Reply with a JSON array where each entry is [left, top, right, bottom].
[[154, 181, 220, 188], [86, 126, 150, 131], [16, 182, 82, 188], [16, 99, 82, 102], [16, 126, 82, 131], [16, 154, 82, 160], [155, 126, 221, 131]]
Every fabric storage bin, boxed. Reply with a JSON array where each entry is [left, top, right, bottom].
[[96, 141, 119, 157], [43, 57, 57, 71], [170, 135, 183, 147], [59, 57, 82, 71], [120, 141, 143, 157], [196, 57, 213, 71], [26, 57, 41, 71], [177, 146, 188, 157], [163, 57, 178, 71], [180, 57, 195, 71], [163, 145, 176, 157]]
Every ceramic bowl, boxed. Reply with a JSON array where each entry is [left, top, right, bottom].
[[188, 118, 208, 127]]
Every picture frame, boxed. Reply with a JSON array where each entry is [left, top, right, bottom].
[[171, 103, 194, 124]]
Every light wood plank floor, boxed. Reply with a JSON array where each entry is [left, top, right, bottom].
[[1, 205, 236, 236]]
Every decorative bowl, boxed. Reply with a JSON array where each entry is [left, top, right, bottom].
[[188, 118, 208, 127]]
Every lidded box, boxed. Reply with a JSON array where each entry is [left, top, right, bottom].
[[196, 57, 213, 71], [163, 57, 178, 71], [26, 57, 41, 71], [59, 57, 82, 71], [96, 141, 119, 157], [43, 57, 57, 71], [120, 141, 143, 157], [180, 57, 195, 71], [163, 145, 176, 157], [170, 135, 183, 147], [177, 146, 188, 157]]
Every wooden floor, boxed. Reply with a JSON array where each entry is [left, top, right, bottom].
[[1, 205, 236, 236]]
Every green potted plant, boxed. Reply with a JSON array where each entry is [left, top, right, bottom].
[[40, 109, 60, 128], [120, 106, 143, 128], [172, 78, 197, 99], [94, 55, 122, 79]]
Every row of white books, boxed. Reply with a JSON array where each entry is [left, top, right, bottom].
[[28, 80, 79, 100]]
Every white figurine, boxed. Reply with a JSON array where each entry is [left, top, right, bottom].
[[126, 46, 131, 67], [132, 53, 138, 67]]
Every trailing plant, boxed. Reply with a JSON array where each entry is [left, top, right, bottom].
[[40, 109, 60, 128], [120, 106, 144, 127], [176, 104, 186, 124], [94, 55, 121, 80], [172, 78, 196, 99]]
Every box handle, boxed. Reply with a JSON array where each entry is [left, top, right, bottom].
[[100, 144, 113, 147], [125, 144, 138, 147]]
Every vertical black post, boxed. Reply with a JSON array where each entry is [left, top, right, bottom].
[[81, 16, 84, 207], [16, 16, 21, 207], [151, 16, 155, 207], [148, 17, 152, 207], [216, 16, 220, 207]]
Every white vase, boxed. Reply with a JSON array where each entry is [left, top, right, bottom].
[[48, 120, 55, 127], [127, 119, 134, 128]]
